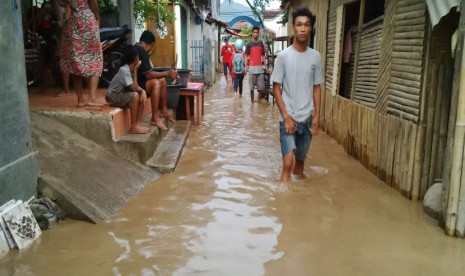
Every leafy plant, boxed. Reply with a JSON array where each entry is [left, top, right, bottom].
[[97, 0, 181, 31], [98, 0, 118, 8], [134, 0, 181, 29]]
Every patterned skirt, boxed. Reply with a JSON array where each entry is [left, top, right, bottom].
[[60, 7, 102, 77]]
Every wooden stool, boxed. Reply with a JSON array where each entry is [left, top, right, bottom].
[[179, 82, 205, 125]]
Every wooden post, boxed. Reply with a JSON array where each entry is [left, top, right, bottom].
[[445, 1, 465, 237], [412, 22, 432, 200], [350, 0, 366, 100]]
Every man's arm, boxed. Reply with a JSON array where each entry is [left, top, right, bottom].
[[311, 84, 321, 135], [244, 43, 250, 71], [273, 82, 296, 134], [143, 70, 176, 80], [128, 61, 144, 93]]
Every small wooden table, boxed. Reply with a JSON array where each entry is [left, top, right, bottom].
[[179, 82, 205, 125]]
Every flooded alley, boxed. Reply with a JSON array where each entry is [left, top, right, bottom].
[[2, 77, 465, 276]]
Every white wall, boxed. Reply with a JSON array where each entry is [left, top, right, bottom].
[[188, 8, 203, 70], [175, 5, 182, 68]]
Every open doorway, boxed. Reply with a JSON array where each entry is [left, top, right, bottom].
[[339, 1, 360, 99]]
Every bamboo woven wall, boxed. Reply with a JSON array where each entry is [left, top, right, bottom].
[[387, 0, 427, 123], [323, 92, 418, 197], [375, 0, 397, 114], [353, 15, 383, 107], [320, 0, 430, 199], [287, 0, 455, 199], [326, 9, 338, 95]]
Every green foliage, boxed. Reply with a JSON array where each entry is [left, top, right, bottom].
[[252, 0, 269, 13], [97, 0, 181, 30], [98, 0, 118, 8], [133, 0, 181, 29], [279, 11, 288, 25]]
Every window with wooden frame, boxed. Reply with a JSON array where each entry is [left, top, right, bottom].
[[352, 0, 385, 108]]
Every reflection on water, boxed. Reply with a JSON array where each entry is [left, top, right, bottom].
[[1, 77, 465, 275]]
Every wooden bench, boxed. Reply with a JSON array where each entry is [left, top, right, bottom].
[[179, 82, 205, 125]]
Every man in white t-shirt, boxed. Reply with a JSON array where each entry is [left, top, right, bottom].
[[271, 7, 323, 183]]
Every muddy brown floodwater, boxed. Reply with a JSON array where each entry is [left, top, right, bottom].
[[2, 77, 465, 275]]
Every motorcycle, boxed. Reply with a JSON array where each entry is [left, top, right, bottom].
[[100, 24, 132, 85], [24, 24, 131, 87], [25, 30, 47, 87]]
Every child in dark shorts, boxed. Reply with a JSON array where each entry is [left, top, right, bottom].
[[105, 45, 148, 134]]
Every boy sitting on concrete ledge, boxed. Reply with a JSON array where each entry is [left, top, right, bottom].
[[105, 45, 148, 134]]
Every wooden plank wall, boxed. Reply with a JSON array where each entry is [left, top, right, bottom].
[[353, 15, 384, 107], [326, 9, 338, 95], [321, 0, 429, 198], [323, 92, 418, 197], [387, 0, 427, 123], [375, 0, 397, 114], [418, 16, 456, 198]]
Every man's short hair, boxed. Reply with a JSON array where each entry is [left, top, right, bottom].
[[140, 30, 156, 44], [121, 45, 138, 65], [292, 7, 314, 25], [252, 26, 260, 32]]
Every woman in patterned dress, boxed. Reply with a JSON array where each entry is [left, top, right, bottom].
[[60, 0, 102, 106]]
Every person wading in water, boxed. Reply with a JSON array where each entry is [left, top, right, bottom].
[[271, 7, 323, 183]]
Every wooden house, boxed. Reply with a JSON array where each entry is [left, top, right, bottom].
[[285, 0, 465, 237]]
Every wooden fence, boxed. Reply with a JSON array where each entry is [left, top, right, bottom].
[[323, 92, 419, 197]]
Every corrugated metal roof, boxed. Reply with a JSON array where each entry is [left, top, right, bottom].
[[426, 0, 460, 27]]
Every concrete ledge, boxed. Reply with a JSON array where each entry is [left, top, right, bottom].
[[31, 113, 160, 223], [33, 109, 174, 164], [146, 121, 191, 173]]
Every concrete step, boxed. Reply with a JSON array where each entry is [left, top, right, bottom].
[[146, 121, 191, 173], [33, 108, 175, 164], [30, 113, 160, 223], [113, 115, 173, 163], [110, 99, 152, 140]]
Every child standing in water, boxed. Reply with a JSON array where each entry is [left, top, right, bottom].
[[232, 39, 245, 96]]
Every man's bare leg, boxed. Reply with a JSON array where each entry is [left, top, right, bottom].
[[73, 75, 86, 107], [293, 158, 306, 179], [281, 151, 295, 183], [159, 78, 175, 123], [146, 79, 167, 130], [130, 94, 148, 134], [257, 90, 263, 103]]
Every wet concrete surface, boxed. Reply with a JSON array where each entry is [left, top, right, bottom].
[[2, 77, 465, 275]]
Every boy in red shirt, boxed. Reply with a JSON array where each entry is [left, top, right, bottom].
[[245, 27, 265, 103], [221, 37, 234, 83]]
